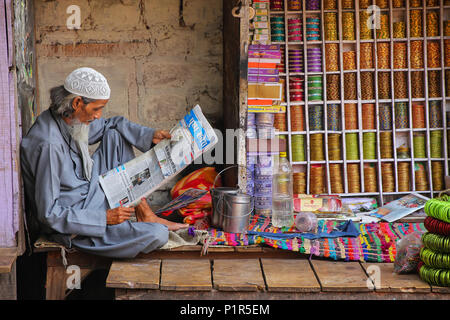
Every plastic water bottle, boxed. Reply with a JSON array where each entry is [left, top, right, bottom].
[[271, 152, 294, 228]]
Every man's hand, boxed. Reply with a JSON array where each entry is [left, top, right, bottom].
[[152, 130, 171, 145], [106, 206, 135, 225]]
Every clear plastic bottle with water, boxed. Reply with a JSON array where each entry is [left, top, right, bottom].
[[271, 152, 294, 228]]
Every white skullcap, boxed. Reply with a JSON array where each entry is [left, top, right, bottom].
[[64, 67, 111, 100]]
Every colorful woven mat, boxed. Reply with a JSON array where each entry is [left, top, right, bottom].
[[208, 214, 426, 262]]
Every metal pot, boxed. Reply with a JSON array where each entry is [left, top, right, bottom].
[[210, 187, 239, 228], [221, 193, 253, 234]]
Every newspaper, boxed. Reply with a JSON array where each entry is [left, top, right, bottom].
[[365, 193, 429, 222], [99, 105, 218, 209]]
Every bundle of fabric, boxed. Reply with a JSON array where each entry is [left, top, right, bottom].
[[418, 195, 450, 287], [160, 167, 221, 228], [208, 214, 426, 262]]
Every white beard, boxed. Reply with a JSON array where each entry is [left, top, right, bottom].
[[68, 120, 93, 181]]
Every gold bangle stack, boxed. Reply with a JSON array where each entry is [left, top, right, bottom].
[[445, 40, 450, 67], [360, 0, 371, 8], [325, 43, 339, 71], [362, 104, 375, 129], [394, 72, 408, 99], [427, 41, 441, 68], [326, 74, 340, 101], [310, 133, 324, 161], [343, 51, 356, 71], [360, 11, 372, 40], [342, 12, 355, 41], [290, 106, 305, 132], [381, 163, 395, 192], [432, 161, 444, 191], [428, 71, 441, 98], [361, 72, 375, 100], [274, 113, 286, 132], [324, 0, 337, 10], [377, 42, 390, 69], [344, 73, 357, 100], [380, 131, 393, 159], [411, 71, 424, 98], [360, 43, 373, 69], [344, 103, 358, 130], [328, 133, 341, 160], [364, 163, 378, 193], [410, 10, 423, 38], [342, 0, 355, 9], [393, 22, 406, 38], [394, 42, 407, 69], [347, 164, 361, 193], [412, 104, 426, 128], [378, 72, 391, 100], [293, 172, 306, 194], [377, 13, 390, 39], [376, 0, 389, 8], [310, 165, 325, 195], [426, 11, 439, 37], [411, 41, 424, 69], [329, 164, 344, 194], [398, 162, 410, 192]]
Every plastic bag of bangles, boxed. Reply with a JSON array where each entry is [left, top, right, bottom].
[[394, 231, 426, 274]]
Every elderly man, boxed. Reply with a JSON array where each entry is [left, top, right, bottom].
[[21, 67, 188, 258]]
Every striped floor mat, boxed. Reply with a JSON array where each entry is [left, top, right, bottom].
[[208, 214, 426, 262]]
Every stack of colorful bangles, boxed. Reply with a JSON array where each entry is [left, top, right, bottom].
[[418, 194, 450, 287]]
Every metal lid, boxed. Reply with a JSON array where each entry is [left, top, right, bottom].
[[224, 193, 252, 204], [211, 187, 239, 195]]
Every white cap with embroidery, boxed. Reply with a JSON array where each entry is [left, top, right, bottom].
[[64, 67, 111, 100]]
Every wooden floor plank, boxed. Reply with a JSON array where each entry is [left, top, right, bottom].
[[311, 260, 372, 292], [106, 259, 161, 289], [361, 263, 431, 293], [160, 259, 212, 291], [431, 285, 450, 293], [261, 258, 320, 293], [213, 259, 265, 291]]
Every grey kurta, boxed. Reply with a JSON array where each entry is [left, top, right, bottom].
[[20, 109, 169, 258]]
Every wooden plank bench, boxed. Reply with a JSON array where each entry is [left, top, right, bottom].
[[34, 236, 112, 300], [34, 236, 301, 300], [106, 255, 450, 300], [0, 247, 17, 274], [36, 230, 450, 300]]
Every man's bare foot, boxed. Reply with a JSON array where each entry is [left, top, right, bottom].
[[135, 198, 158, 223], [135, 198, 190, 231]]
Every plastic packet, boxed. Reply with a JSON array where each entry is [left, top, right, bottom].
[[393, 231, 425, 274], [294, 195, 343, 213], [294, 212, 318, 233]]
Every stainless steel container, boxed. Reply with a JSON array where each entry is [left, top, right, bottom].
[[210, 187, 239, 228], [221, 193, 253, 234]]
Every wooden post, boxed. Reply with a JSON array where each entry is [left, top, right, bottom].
[[0, 0, 18, 248]]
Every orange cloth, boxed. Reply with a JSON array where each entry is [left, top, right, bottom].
[[170, 167, 221, 218]]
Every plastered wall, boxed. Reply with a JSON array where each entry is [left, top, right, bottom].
[[33, 0, 223, 206], [34, 0, 223, 130]]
